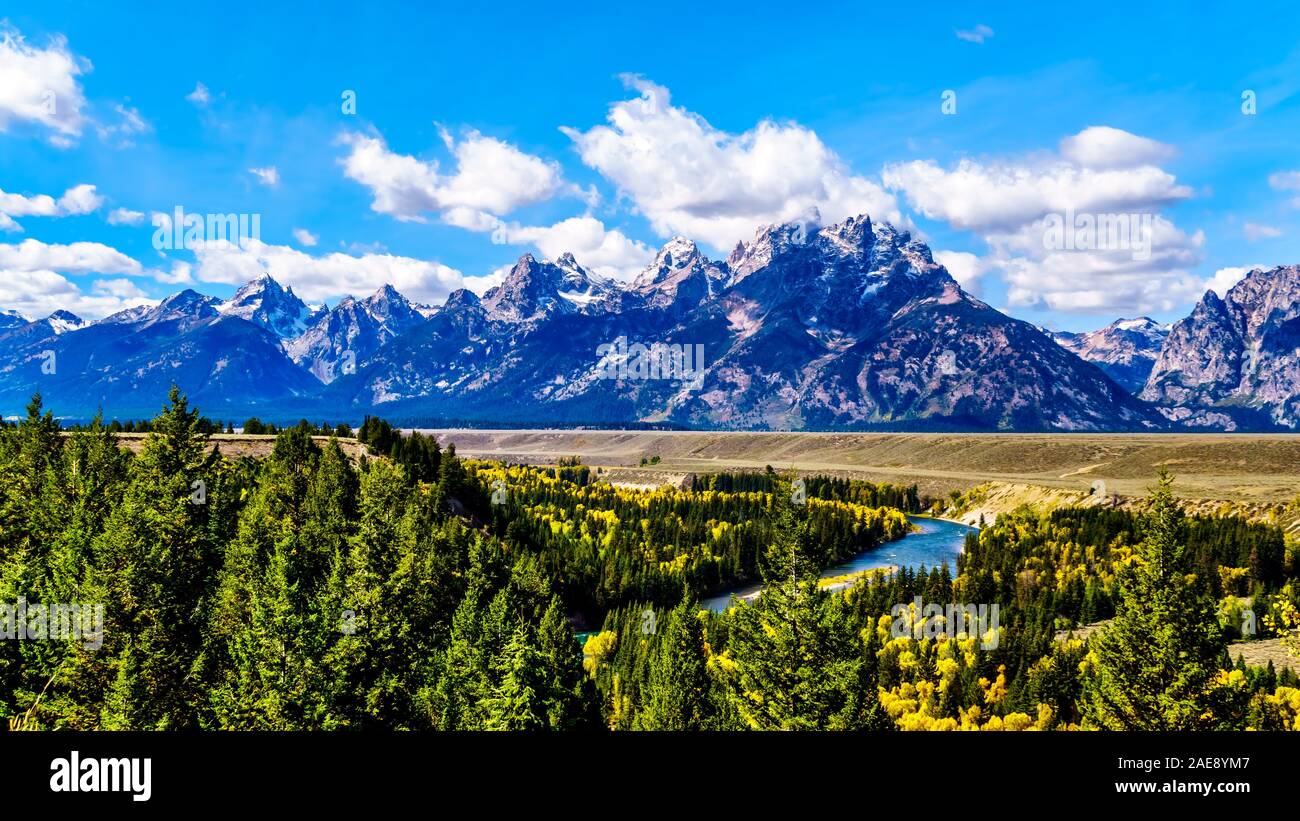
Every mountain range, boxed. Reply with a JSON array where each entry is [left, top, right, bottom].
[[1, 214, 1296, 431], [1051, 317, 1169, 395]]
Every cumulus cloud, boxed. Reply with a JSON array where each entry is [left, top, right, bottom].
[[1058, 126, 1177, 170], [882, 126, 1208, 314], [340, 128, 567, 223], [0, 238, 145, 275], [933, 250, 986, 293], [0, 183, 104, 231], [1204, 265, 1263, 297], [0, 238, 159, 318], [56, 184, 104, 215], [955, 24, 994, 44], [190, 238, 464, 305], [491, 216, 654, 280], [0, 25, 89, 141], [462, 264, 511, 296], [90, 277, 150, 299], [883, 157, 1189, 234], [0, 269, 159, 319], [292, 228, 318, 247], [561, 75, 900, 252], [249, 166, 279, 187]]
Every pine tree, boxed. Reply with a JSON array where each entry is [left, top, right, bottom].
[[535, 595, 590, 729], [91, 386, 221, 729], [641, 593, 713, 730], [724, 478, 873, 729], [1082, 470, 1227, 730], [0, 395, 71, 725], [482, 624, 548, 731]]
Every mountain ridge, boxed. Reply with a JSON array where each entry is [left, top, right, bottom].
[[1, 214, 1294, 431]]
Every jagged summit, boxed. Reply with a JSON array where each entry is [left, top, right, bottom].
[[219, 274, 319, 339], [2, 216, 1296, 431], [1142, 264, 1300, 429], [481, 252, 616, 321]]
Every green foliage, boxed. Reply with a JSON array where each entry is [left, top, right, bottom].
[[3, 392, 1296, 732], [1082, 471, 1228, 730]]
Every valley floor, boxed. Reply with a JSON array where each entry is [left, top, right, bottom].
[[414, 428, 1300, 506]]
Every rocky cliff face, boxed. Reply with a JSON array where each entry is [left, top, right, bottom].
[[1142, 266, 1300, 429], [286, 285, 430, 383], [217, 274, 321, 339]]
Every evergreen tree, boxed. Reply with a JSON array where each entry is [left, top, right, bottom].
[[1082, 471, 1227, 730], [641, 593, 713, 730], [724, 479, 873, 729], [90, 387, 220, 729], [535, 595, 591, 729], [482, 624, 548, 730]]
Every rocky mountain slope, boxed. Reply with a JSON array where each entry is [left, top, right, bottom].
[[1141, 265, 1300, 429], [3, 214, 1295, 431], [1053, 317, 1169, 394], [324, 215, 1163, 431], [286, 284, 431, 383]]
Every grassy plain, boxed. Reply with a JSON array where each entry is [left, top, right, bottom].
[[416, 429, 1300, 505]]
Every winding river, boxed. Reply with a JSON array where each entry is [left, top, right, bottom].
[[700, 515, 977, 613]]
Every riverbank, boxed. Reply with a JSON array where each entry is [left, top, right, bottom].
[[702, 515, 976, 612]]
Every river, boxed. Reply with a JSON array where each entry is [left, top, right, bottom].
[[700, 515, 977, 612]]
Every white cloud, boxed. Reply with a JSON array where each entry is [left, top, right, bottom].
[[883, 126, 1203, 314], [1243, 222, 1282, 241], [90, 277, 150, 299], [995, 216, 1207, 314], [340, 128, 566, 222], [0, 25, 89, 141], [56, 184, 103, 215], [0, 269, 158, 319], [561, 75, 900, 252], [933, 250, 986, 293], [185, 82, 210, 106], [1267, 171, 1300, 208], [0, 239, 159, 318], [95, 103, 149, 147], [491, 216, 654, 280], [151, 260, 193, 285], [107, 207, 146, 226], [883, 158, 1189, 235], [0, 183, 104, 231], [190, 238, 464, 305], [955, 24, 994, 44], [1268, 171, 1300, 190], [462, 264, 511, 296], [292, 228, 318, 247], [1204, 265, 1263, 297], [0, 238, 145, 275], [249, 166, 279, 187], [1058, 126, 1176, 170]]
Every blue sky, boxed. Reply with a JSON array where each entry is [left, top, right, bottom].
[[3, 0, 1300, 331]]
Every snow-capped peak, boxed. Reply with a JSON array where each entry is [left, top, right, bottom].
[[218, 274, 316, 339], [44, 310, 88, 334], [1113, 316, 1167, 335], [482, 252, 615, 321]]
